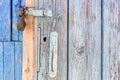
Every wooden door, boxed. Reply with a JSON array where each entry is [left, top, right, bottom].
[[34, 0, 101, 80], [0, 0, 23, 80], [0, 0, 117, 80], [34, 0, 67, 80]]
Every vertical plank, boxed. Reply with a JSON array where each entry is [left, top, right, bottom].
[[0, 42, 3, 80], [15, 42, 23, 80], [22, 0, 35, 80], [0, 0, 11, 41], [55, 0, 67, 79], [4, 42, 14, 80], [35, 0, 45, 80], [12, 0, 20, 41], [18, 31, 23, 41], [69, 0, 101, 80], [103, 0, 120, 80], [36, 0, 67, 80], [18, 0, 25, 41], [12, 0, 24, 41]]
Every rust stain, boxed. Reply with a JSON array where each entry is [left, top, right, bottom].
[[24, 67, 30, 73]]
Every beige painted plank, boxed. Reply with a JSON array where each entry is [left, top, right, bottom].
[[35, 0, 67, 80], [69, 0, 101, 80], [22, 0, 35, 80], [103, 0, 120, 80]]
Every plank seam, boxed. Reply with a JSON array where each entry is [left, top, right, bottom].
[[3, 42, 4, 80], [10, 0, 13, 41], [101, 0, 104, 80], [67, 0, 69, 80]]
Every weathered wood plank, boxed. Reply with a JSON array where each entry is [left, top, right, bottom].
[[12, 0, 20, 41], [19, 31, 23, 41], [35, 1, 46, 80], [0, 0, 11, 41], [103, 0, 120, 80], [55, 0, 67, 79], [22, 0, 35, 80], [69, 0, 101, 80], [18, 0, 25, 41], [36, 0, 67, 80], [15, 42, 23, 80], [0, 42, 3, 80], [22, 15, 35, 80], [4, 42, 14, 80]]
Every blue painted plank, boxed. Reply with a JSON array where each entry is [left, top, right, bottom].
[[18, 0, 25, 42], [12, 0, 20, 41], [15, 42, 23, 80], [0, 42, 3, 80], [21, 0, 25, 6], [4, 42, 14, 80], [18, 31, 23, 41], [0, 0, 11, 41]]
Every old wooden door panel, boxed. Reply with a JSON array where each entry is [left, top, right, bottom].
[[0, 0, 11, 41], [22, 0, 35, 80], [103, 0, 120, 80], [0, 0, 23, 80], [12, 0, 23, 41], [15, 42, 23, 80], [69, 0, 101, 80], [35, 0, 67, 80], [0, 42, 23, 80], [4, 42, 14, 80], [0, 42, 3, 80]]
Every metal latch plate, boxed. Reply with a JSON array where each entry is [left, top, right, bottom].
[[26, 9, 52, 17]]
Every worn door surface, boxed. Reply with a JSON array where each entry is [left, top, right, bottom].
[[0, 0, 120, 80], [0, 0, 23, 80], [33, 0, 120, 80], [34, 0, 67, 80], [35, 0, 101, 80]]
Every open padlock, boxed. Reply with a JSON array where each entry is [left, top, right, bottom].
[[17, 7, 52, 31], [17, 6, 27, 31]]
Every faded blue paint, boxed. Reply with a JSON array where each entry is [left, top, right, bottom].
[[0, 0, 23, 80], [0, 42, 3, 80], [18, 0, 25, 42], [12, 0, 24, 41], [12, 0, 20, 41], [4, 42, 14, 80], [19, 31, 23, 41], [0, 0, 11, 41], [15, 42, 23, 80]]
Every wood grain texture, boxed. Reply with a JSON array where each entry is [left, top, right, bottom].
[[22, 15, 35, 80], [22, 0, 35, 79], [15, 42, 23, 80], [35, 0, 67, 80], [103, 0, 120, 80], [0, 42, 3, 80], [4, 42, 14, 80], [0, 0, 11, 41], [69, 0, 101, 80]]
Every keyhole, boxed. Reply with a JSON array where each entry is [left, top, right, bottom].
[[43, 37, 47, 42]]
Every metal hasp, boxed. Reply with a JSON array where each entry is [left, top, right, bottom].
[[26, 9, 52, 17]]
